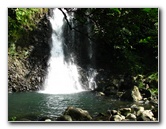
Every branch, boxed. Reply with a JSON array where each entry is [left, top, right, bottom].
[[58, 8, 95, 41], [58, 8, 72, 30]]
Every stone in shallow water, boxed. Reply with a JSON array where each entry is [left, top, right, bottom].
[[45, 119, 52, 122], [63, 106, 92, 121]]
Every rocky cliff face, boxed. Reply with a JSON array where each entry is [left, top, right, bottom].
[[8, 10, 52, 93]]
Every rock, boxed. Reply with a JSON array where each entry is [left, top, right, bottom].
[[136, 107, 145, 116], [8, 10, 52, 93], [93, 113, 110, 121], [96, 92, 105, 96], [132, 86, 143, 101], [126, 113, 137, 121], [149, 98, 158, 106], [45, 119, 51, 122], [110, 115, 121, 121], [111, 110, 118, 115], [120, 115, 125, 120], [151, 108, 158, 119], [103, 85, 118, 96], [110, 115, 125, 121], [140, 88, 152, 98], [119, 108, 131, 116], [120, 86, 142, 101], [64, 106, 92, 121], [137, 110, 155, 121], [57, 115, 72, 121], [144, 99, 150, 104], [130, 105, 144, 115]]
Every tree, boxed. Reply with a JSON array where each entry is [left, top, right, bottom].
[[67, 8, 158, 75]]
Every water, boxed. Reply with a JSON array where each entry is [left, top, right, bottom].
[[9, 9, 135, 121], [41, 8, 84, 94], [8, 91, 133, 120]]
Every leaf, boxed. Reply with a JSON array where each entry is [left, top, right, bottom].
[[143, 8, 151, 12], [112, 8, 121, 14]]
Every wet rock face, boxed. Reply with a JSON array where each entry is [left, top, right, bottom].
[[8, 10, 52, 93]]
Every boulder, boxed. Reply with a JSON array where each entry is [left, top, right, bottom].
[[119, 108, 131, 116], [131, 105, 144, 114], [140, 88, 152, 98], [132, 86, 143, 101], [110, 115, 125, 121], [137, 110, 156, 121], [110, 110, 118, 115], [120, 86, 142, 101], [45, 119, 51, 122], [96, 92, 105, 96], [126, 113, 137, 121], [63, 106, 92, 121]]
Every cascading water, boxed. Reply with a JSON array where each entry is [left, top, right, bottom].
[[40, 8, 84, 94], [86, 11, 97, 90]]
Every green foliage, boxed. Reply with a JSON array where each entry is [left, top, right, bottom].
[[150, 88, 158, 95], [146, 72, 158, 95], [8, 8, 48, 44], [73, 8, 159, 96], [15, 8, 38, 31], [143, 8, 152, 12], [134, 74, 146, 89], [111, 8, 121, 15], [133, 72, 158, 95], [10, 116, 17, 121], [8, 8, 48, 58], [8, 43, 18, 56], [148, 72, 158, 81], [76, 8, 158, 75]]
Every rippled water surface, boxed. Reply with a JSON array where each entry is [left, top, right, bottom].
[[8, 91, 133, 120]]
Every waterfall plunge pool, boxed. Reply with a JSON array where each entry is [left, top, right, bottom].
[[8, 9, 133, 121], [8, 91, 134, 121]]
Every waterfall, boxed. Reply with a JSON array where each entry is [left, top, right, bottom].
[[39, 8, 98, 94], [40, 8, 84, 94], [86, 11, 97, 90]]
